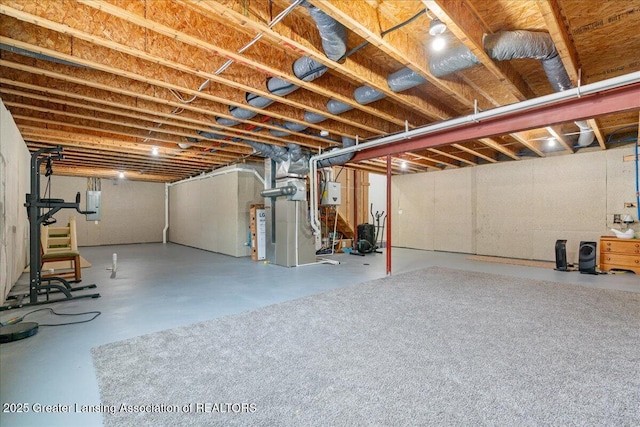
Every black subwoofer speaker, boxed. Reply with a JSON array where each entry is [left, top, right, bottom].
[[578, 241, 597, 274], [555, 240, 568, 271]]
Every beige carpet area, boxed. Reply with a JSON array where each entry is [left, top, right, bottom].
[[92, 267, 640, 426], [467, 254, 556, 269]]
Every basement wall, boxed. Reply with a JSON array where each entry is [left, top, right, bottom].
[[0, 100, 30, 305], [168, 166, 264, 257], [41, 175, 165, 246], [391, 145, 638, 264]]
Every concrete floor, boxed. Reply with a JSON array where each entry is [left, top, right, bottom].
[[0, 243, 638, 427]]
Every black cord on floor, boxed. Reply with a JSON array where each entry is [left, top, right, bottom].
[[1, 308, 101, 327]]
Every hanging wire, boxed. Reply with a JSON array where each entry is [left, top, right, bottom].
[[143, 1, 304, 143], [258, 8, 429, 98], [179, 0, 305, 105]]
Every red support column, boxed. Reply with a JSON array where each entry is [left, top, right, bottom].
[[386, 154, 392, 275], [353, 170, 358, 245]]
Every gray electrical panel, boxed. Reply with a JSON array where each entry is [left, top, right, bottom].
[[320, 181, 341, 205], [86, 190, 101, 221]]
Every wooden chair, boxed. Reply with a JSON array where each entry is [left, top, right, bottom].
[[41, 216, 81, 282]]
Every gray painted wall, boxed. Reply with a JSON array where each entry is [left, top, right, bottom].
[[40, 175, 165, 246], [40, 175, 164, 246], [168, 167, 264, 257], [0, 101, 30, 304], [392, 145, 639, 263]]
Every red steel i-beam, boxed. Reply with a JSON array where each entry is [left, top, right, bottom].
[[352, 82, 640, 162]]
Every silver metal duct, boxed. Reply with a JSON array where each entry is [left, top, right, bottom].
[[429, 30, 593, 147], [245, 56, 327, 115], [230, 105, 258, 120], [301, 2, 347, 61], [327, 99, 353, 115], [216, 116, 241, 127], [354, 86, 386, 105], [246, 93, 276, 109], [429, 44, 480, 77], [197, 129, 226, 140], [244, 140, 289, 162], [261, 185, 297, 198], [317, 136, 356, 167], [387, 66, 428, 92], [235, 3, 344, 127], [267, 76, 299, 97], [575, 120, 595, 147], [270, 129, 292, 137], [293, 56, 328, 81], [304, 111, 328, 123], [286, 143, 305, 162], [284, 121, 308, 132]]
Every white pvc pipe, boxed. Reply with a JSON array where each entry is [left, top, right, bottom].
[[162, 183, 169, 243], [308, 71, 640, 234], [312, 71, 640, 163], [295, 200, 299, 267]]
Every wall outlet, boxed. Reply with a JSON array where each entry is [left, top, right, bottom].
[[624, 202, 637, 208]]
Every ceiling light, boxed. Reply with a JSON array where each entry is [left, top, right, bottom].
[[118, 171, 125, 179], [429, 18, 446, 36], [401, 161, 408, 169], [547, 138, 557, 148], [431, 36, 446, 51], [151, 146, 159, 156], [320, 130, 329, 137]]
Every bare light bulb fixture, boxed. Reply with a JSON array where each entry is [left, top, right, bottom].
[[429, 18, 447, 36], [431, 36, 446, 51], [118, 171, 125, 179], [401, 161, 408, 170], [151, 146, 159, 156]]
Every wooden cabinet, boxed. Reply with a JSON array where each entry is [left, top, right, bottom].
[[599, 237, 640, 274]]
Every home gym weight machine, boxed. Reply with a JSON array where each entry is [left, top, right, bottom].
[[1, 146, 100, 311]]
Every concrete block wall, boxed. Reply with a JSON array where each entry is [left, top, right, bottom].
[[392, 145, 638, 263]]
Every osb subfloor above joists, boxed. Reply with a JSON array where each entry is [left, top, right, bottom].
[[0, 0, 638, 182]]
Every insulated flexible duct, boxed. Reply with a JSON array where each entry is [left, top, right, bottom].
[[270, 129, 291, 137], [354, 86, 386, 105], [286, 143, 305, 162], [230, 106, 259, 120], [327, 99, 353, 115], [387, 67, 428, 92], [244, 140, 289, 162], [302, 2, 347, 62], [304, 111, 328, 123], [253, 57, 328, 107], [430, 30, 594, 147], [284, 121, 308, 132], [235, 1, 346, 144], [317, 136, 356, 167], [197, 128, 226, 140], [216, 117, 241, 127]]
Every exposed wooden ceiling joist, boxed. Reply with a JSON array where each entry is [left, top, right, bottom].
[[1, 0, 638, 182]]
